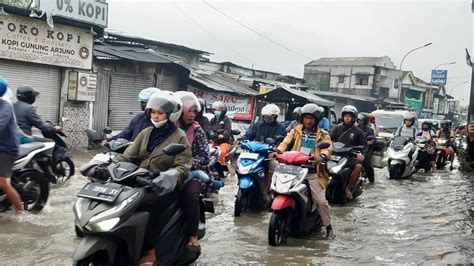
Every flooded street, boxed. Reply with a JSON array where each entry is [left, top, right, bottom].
[[0, 151, 473, 265]]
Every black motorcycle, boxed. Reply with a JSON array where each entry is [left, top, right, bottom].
[[414, 136, 434, 173], [73, 144, 213, 265], [42, 122, 74, 183]]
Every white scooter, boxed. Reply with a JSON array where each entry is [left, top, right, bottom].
[[387, 136, 418, 179]]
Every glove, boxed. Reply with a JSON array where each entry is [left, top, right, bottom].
[[152, 169, 180, 196]]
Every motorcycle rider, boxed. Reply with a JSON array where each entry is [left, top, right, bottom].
[[196, 98, 211, 139], [209, 101, 233, 179], [318, 106, 331, 132], [417, 120, 436, 171], [242, 103, 287, 201], [107, 87, 160, 142], [13, 85, 61, 137], [436, 120, 456, 171], [369, 114, 380, 136], [118, 91, 192, 265], [286, 106, 302, 132], [395, 113, 419, 140], [356, 112, 375, 183], [277, 103, 335, 239], [0, 77, 23, 214], [329, 105, 367, 200]]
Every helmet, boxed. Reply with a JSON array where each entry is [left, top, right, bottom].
[[300, 103, 322, 123], [369, 114, 376, 123], [145, 91, 182, 123], [138, 87, 160, 102], [440, 120, 450, 128], [197, 98, 206, 115], [421, 120, 432, 127], [17, 85, 40, 104], [0, 76, 7, 97], [341, 105, 358, 119], [292, 107, 302, 121], [261, 104, 280, 116], [432, 120, 439, 128], [357, 112, 370, 125], [211, 101, 227, 116], [174, 91, 201, 113], [403, 112, 416, 123]]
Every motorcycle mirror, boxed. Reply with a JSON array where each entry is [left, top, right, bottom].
[[317, 142, 331, 149], [163, 144, 187, 156], [103, 127, 112, 134], [264, 138, 275, 145], [231, 129, 241, 135], [85, 129, 102, 142]]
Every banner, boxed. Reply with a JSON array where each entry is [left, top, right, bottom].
[[189, 87, 253, 121], [38, 0, 108, 28], [0, 15, 93, 69]]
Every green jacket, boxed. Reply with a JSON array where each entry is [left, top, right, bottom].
[[119, 127, 192, 186]]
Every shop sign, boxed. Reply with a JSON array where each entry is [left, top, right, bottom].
[[68, 71, 96, 101], [38, 0, 108, 28], [0, 14, 93, 69], [190, 88, 253, 120]]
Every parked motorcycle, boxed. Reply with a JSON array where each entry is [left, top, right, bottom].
[[73, 144, 212, 265], [0, 142, 52, 213], [387, 136, 418, 179], [325, 142, 366, 205], [234, 139, 274, 217], [414, 136, 434, 173], [268, 142, 330, 246], [42, 121, 74, 183]]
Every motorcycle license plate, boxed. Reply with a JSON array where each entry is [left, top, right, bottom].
[[275, 164, 301, 175], [239, 152, 259, 160], [78, 183, 123, 203]]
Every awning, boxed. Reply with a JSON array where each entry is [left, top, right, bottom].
[[311, 89, 377, 102], [94, 44, 173, 64], [256, 86, 334, 107], [189, 71, 257, 96], [403, 85, 426, 93]]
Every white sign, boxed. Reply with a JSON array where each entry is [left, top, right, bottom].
[[189, 87, 253, 120], [38, 0, 108, 28], [68, 71, 97, 101], [0, 14, 93, 69]]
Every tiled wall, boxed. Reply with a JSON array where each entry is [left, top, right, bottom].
[[63, 101, 90, 149]]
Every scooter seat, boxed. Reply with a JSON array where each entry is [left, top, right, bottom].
[[17, 142, 45, 159]]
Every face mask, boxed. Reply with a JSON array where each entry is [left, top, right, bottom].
[[214, 111, 222, 118], [150, 119, 167, 129], [422, 127, 429, 131], [263, 116, 273, 124]]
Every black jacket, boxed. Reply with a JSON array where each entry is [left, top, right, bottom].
[[330, 124, 367, 154]]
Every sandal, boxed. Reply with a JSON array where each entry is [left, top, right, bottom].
[[186, 240, 201, 252]]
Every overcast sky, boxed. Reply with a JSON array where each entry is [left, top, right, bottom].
[[107, 0, 472, 104]]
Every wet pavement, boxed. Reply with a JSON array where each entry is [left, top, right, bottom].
[[0, 150, 472, 264]]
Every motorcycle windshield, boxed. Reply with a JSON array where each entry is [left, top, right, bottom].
[[241, 141, 273, 153]]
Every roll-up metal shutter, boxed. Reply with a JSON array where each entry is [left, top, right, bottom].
[[0, 59, 61, 124], [156, 67, 178, 91], [108, 73, 154, 130]]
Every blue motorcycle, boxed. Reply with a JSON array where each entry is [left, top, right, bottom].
[[234, 140, 273, 217]]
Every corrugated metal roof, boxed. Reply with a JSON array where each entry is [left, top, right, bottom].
[[256, 86, 334, 107], [93, 50, 120, 60], [311, 89, 377, 102], [306, 56, 395, 68], [94, 44, 172, 64], [190, 71, 257, 95]]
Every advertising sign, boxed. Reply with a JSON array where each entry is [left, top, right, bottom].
[[189, 87, 253, 121], [68, 71, 97, 101], [0, 14, 93, 69], [431, 70, 448, 85], [38, 0, 108, 28]]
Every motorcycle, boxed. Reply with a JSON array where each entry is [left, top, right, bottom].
[[435, 138, 454, 170], [85, 128, 132, 164], [73, 144, 212, 265], [234, 139, 274, 217], [414, 136, 434, 173], [268, 142, 330, 246], [325, 142, 366, 205], [0, 142, 52, 213], [42, 121, 74, 183], [387, 136, 418, 179], [209, 129, 240, 178]]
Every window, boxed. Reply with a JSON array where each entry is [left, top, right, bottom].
[[356, 74, 369, 85], [338, 76, 345, 83]]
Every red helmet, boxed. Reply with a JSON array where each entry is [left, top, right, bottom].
[[369, 114, 376, 123]]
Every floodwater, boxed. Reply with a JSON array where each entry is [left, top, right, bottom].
[[0, 151, 472, 265]]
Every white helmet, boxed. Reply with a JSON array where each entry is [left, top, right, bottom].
[[174, 91, 201, 113], [146, 91, 182, 125], [261, 104, 280, 116], [138, 87, 160, 102]]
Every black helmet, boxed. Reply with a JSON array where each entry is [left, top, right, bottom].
[[292, 107, 302, 121], [421, 120, 431, 127], [299, 103, 322, 123], [357, 112, 370, 125], [17, 85, 40, 104]]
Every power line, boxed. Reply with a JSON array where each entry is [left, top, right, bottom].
[[201, 0, 312, 61], [170, 0, 262, 69]]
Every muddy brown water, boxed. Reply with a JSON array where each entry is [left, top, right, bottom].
[[0, 151, 472, 264]]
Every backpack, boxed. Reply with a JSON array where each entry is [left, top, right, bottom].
[[397, 126, 416, 139]]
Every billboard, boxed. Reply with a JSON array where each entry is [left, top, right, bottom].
[[431, 70, 447, 85]]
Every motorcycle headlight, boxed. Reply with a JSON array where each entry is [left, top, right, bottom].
[[86, 217, 120, 232]]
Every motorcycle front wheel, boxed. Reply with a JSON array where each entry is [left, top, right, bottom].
[[234, 189, 248, 217], [54, 157, 75, 183], [14, 170, 50, 213], [268, 209, 290, 246]]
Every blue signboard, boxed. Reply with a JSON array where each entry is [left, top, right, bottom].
[[431, 70, 447, 85]]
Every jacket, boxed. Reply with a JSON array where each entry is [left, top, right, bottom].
[[209, 115, 232, 143], [119, 127, 192, 186], [114, 112, 153, 141], [0, 99, 20, 156], [277, 125, 333, 188], [13, 100, 55, 135], [178, 121, 210, 171], [330, 124, 368, 154], [243, 121, 287, 142]]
